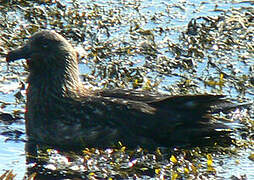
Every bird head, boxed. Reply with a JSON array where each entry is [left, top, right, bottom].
[[6, 30, 78, 74]]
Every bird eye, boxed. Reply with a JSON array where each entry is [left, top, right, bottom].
[[42, 43, 48, 49]]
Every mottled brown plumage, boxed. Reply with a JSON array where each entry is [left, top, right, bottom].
[[6, 30, 231, 149]]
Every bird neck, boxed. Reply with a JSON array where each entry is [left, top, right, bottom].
[[27, 62, 83, 100]]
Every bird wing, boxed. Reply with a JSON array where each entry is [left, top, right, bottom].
[[95, 88, 226, 115], [94, 88, 169, 103], [77, 91, 231, 148]]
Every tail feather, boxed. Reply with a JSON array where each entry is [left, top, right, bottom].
[[150, 95, 237, 147]]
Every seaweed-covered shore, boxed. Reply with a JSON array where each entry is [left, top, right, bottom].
[[0, 0, 253, 179]]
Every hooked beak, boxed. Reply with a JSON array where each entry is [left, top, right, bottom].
[[6, 45, 31, 63]]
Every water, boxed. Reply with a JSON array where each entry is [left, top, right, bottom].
[[0, 0, 253, 179]]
